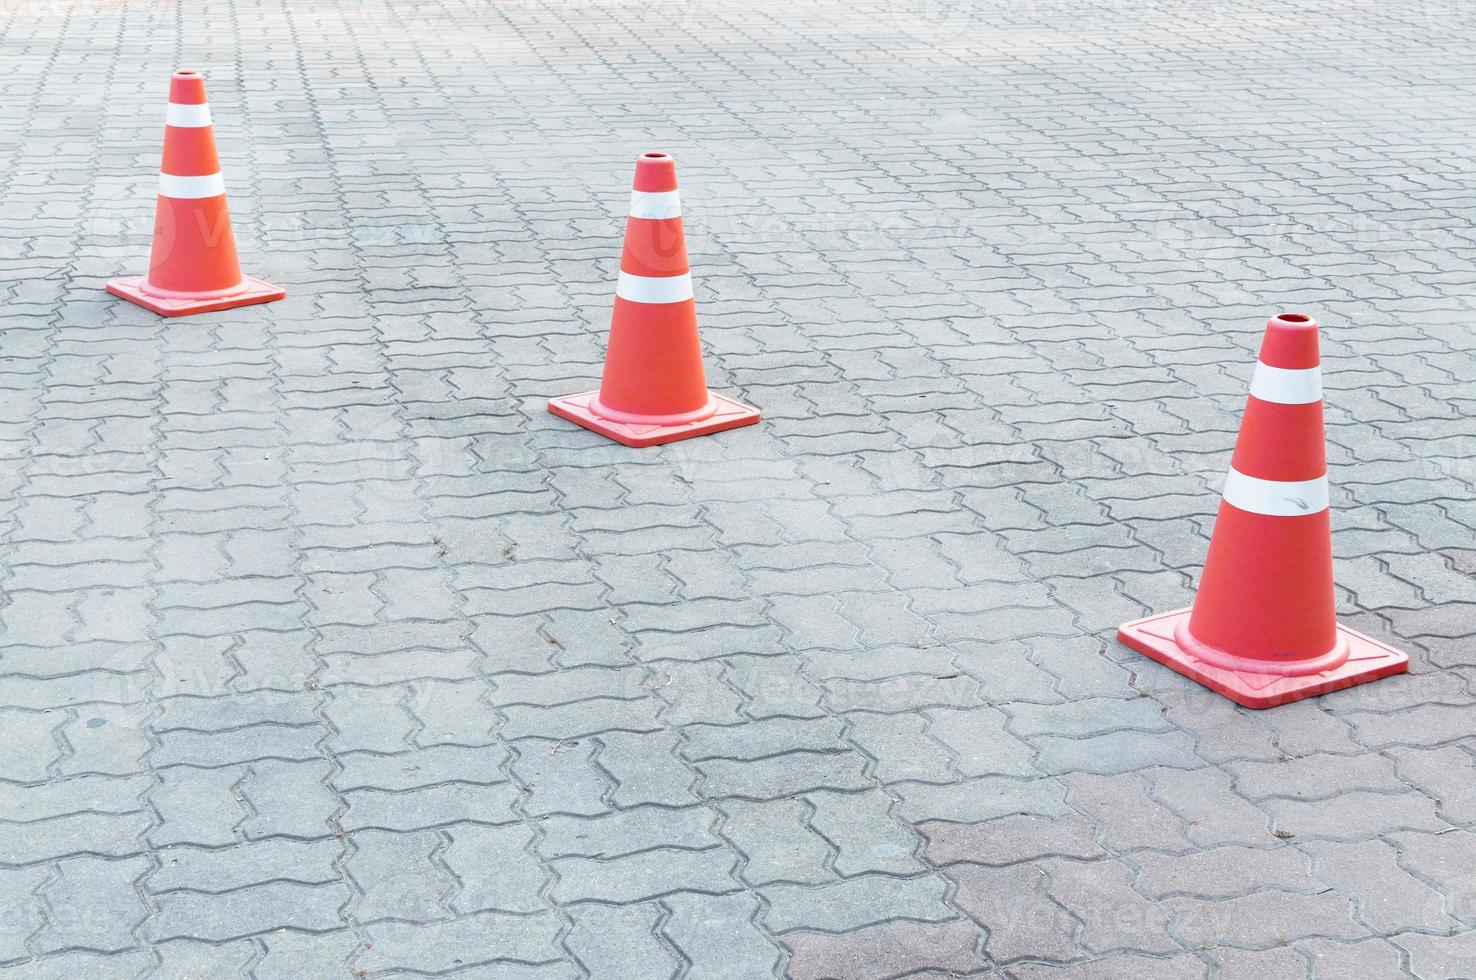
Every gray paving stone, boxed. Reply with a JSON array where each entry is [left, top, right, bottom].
[[334, 744, 510, 791], [0, 951, 154, 980], [1007, 951, 1210, 980], [806, 789, 925, 876], [341, 781, 522, 833], [1032, 728, 1204, 776], [927, 704, 1039, 777], [1133, 845, 1317, 899], [151, 838, 341, 894], [0, 867, 48, 961], [1350, 703, 1475, 748], [1046, 856, 1179, 955], [782, 919, 990, 980], [552, 845, 740, 903], [1167, 888, 1368, 949], [1227, 752, 1406, 801], [32, 855, 151, 954], [844, 710, 959, 784], [894, 776, 1071, 824], [696, 750, 872, 800], [501, 696, 666, 741], [1261, 790, 1448, 841], [1303, 838, 1456, 934], [1007, 696, 1172, 739], [347, 828, 451, 921], [1394, 931, 1476, 980], [761, 873, 954, 933], [0, 773, 149, 823], [1150, 766, 1281, 848], [661, 891, 783, 979], [150, 723, 322, 769], [0, 710, 62, 781], [565, 903, 680, 980], [355, 910, 565, 975], [596, 729, 702, 807], [718, 797, 836, 887], [649, 660, 749, 726], [238, 760, 342, 839], [1298, 937, 1409, 980], [537, 805, 719, 860], [1064, 772, 1194, 852], [949, 862, 1080, 964], [1206, 945, 1309, 980], [152, 939, 258, 980], [147, 880, 350, 942], [147, 766, 247, 848], [681, 715, 848, 762], [920, 813, 1104, 867], [443, 822, 548, 914]]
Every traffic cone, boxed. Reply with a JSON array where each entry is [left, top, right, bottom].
[[548, 152, 760, 447], [1117, 313, 1408, 708], [106, 71, 284, 317]]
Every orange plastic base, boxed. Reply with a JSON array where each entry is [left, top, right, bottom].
[[548, 390, 760, 447], [106, 275, 285, 317], [1118, 608, 1408, 709]]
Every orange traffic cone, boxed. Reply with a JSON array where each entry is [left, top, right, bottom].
[[106, 71, 284, 317], [1118, 313, 1408, 708], [548, 152, 760, 447]]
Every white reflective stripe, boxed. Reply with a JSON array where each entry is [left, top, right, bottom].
[[1250, 362, 1322, 405], [158, 172, 225, 198], [629, 189, 681, 220], [166, 102, 213, 127], [616, 271, 693, 304], [1222, 467, 1329, 517]]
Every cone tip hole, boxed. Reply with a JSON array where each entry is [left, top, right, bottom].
[[642, 152, 669, 159], [1276, 313, 1311, 323], [176, 70, 198, 75]]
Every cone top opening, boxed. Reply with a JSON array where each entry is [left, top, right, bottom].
[[633, 152, 678, 193], [1259, 311, 1320, 369], [170, 71, 208, 104]]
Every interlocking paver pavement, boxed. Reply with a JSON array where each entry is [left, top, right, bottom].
[[2, 0, 1475, 976]]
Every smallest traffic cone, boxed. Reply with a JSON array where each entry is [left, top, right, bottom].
[[1118, 312, 1408, 708], [107, 70, 284, 317], [548, 152, 760, 447]]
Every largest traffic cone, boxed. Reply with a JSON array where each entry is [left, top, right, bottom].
[[548, 152, 760, 447], [106, 71, 284, 317], [1118, 313, 1408, 708]]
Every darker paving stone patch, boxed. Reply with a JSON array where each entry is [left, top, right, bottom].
[[949, 862, 1080, 964], [1166, 889, 1368, 948], [1005, 951, 1210, 979], [919, 813, 1104, 866], [1132, 845, 1316, 899], [782, 919, 989, 980]]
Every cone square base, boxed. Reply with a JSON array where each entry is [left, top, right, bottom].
[[548, 390, 760, 447], [1117, 609, 1408, 709], [106, 275, 285, 317]]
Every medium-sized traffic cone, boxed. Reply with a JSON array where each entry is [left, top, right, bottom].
[[548, 152, 760, 447], [107, 71, 284, 317], [1118, 312, 1408, 709]]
